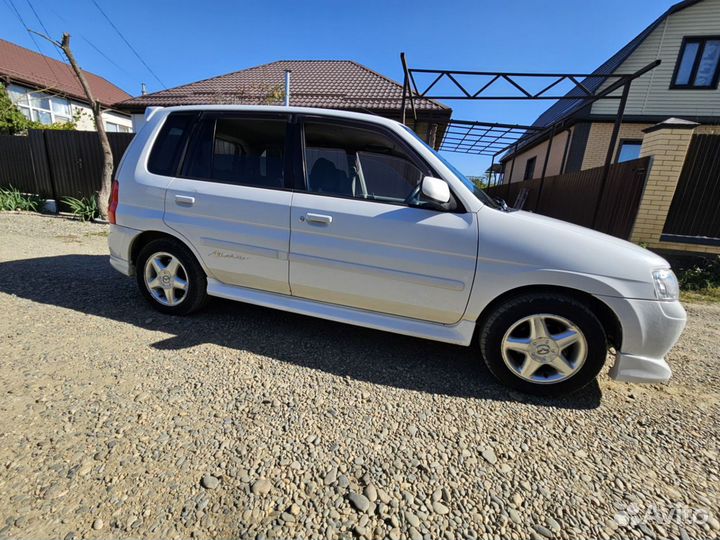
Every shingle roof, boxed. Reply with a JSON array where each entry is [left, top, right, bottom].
[[116, 60, 450, 114], [528, 0, 703, 130], [0, 38, 131, 108]]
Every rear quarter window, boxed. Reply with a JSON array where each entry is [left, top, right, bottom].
[[147, 112, 196, 176]]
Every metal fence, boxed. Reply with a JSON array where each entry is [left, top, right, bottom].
[[485, 157, 650, 239], [0, 130, 134, 200], [662, 134, 720, 245]]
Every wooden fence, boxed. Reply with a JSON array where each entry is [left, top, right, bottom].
[[485, 157, 650, 239], [0, 130, 134, 201]]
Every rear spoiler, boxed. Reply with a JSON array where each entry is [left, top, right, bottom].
[[144, 106, 164, 122]]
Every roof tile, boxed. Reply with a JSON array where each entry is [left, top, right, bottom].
[[116, 60, 449, 112], [0, 38, 131, 107]]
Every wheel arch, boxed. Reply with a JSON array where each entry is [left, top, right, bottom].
[[475, 285, 623, 350], [129, 230, 207, 276]]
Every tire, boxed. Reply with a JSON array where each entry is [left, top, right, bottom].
[[135, 238, 208, 315], [478, 293, 607, 396]]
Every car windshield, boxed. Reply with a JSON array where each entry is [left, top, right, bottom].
[[402, 126, 501, 209]]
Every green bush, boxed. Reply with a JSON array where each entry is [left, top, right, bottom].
[[63, 195, 99, 222], [0, 186, 43, 211], [675, 255, 720, 291]]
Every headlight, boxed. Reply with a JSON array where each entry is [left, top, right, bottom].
[[652, 269, 679, 301]]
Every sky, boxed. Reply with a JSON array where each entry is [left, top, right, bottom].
[[1, 0, 680, 175]]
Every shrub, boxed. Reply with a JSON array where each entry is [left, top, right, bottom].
[[0, 186, 43, 211], [675, 255, 720, 292], [63, 195, 99, 222]]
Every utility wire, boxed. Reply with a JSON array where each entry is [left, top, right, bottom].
[[24, 0, 65, 63], [44, 2, 134, 78], [3, 0, 63, 91], [89, 0, 166, 89]]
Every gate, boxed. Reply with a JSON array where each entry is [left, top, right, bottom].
[[662, 134, 720, 245], [485, 157, 649, 239]]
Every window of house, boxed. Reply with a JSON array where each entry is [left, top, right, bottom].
[[616, 140, 643, 163], [6, 84, 73, 124], [523, 157, 537, 181], [303, 121, 426, 204], [671, 37, 720, 89], [106, 122, 131, 133], [182, 117, 286, 188]]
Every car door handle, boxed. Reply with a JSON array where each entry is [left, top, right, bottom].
[[305, 213, 333, 224], [175, 195, 195, 207]]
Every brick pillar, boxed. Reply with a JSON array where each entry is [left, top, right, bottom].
[[630, 118, 698, 247]]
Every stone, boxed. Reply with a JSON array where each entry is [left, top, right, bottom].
[[481, 448, 497, 465], [364, 484, 377, 502], [201, 474, 220, 490], [432, 501, 450, 515], [251, 479, 272, 496], [348, 492, 370, 513]]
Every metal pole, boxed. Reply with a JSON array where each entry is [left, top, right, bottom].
[[540, 124, 556, 180], [559, 128, 572, 174], [488, 154, 495, 186], [400, 53, 408, 124], [592, 81, 631, 228], [507, 142, 518, 184], [284, 70, 291, 106], [535, 124, 557, 209]]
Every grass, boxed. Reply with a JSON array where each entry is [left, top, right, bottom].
[[682, 288, 720, 303], [673, 254, 720, 303], [0, 186, 43, 212], [62, 195, 99, 222]]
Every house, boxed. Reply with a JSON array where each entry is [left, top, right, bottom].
[[501, 0, 720, 183], [0, 38, 133, 132], [115, 60, 451, 148]]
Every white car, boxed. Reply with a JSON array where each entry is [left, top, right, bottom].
[[108, 105, 686, 396]]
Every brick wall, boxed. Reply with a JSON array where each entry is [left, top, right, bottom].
[[630, 122, 720, 255], [580, 123, 653, 170]]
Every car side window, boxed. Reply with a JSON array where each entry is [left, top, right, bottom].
[[303, 121, 426, 204], [147, 112, 196, 176], [182, 116, 286, 188]]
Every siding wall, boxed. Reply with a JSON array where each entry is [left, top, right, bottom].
[[592, 0, 720, 117], [502, 128, 572, 183]]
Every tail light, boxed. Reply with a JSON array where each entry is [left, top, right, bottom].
[[108, 179, 119, 224]]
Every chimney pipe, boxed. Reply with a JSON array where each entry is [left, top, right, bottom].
[[141, 82, 147, 96], [284, 70, 291, 106]]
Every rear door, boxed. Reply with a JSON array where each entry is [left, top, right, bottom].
[[162, 112, 293, 294], [289, 117, 478, 324]]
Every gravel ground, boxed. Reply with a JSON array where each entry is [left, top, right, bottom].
[[0, 212, 718, 540]]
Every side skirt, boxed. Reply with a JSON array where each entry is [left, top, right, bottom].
[[206, 278, 476, 346]]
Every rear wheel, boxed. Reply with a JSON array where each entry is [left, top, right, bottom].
[[136, 238, 208, 315], [479, 293, 607, 396]]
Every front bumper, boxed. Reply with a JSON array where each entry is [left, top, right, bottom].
[[597, 296, 687, 383]]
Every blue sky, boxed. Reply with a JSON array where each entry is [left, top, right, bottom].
[[2, 0, 679, 174]]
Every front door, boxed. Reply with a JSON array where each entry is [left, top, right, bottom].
[[163, 113, 293, 294], [289, 118, 478, 324]]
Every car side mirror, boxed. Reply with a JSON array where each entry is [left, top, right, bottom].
[[421, 176, 450, 204]]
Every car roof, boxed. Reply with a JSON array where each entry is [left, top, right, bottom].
[[152, 105, 403, 129]]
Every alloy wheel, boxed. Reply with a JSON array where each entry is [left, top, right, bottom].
[[143, 251, 189, 307], [500, 314, 588, 384]]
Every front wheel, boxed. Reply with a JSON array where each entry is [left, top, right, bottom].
[[479, 293, 608, 396], [135, 238, 208, 315]]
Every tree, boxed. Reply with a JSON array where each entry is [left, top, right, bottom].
[[58, 33, 113, 219], [0, 84, 33, 135], [261, 83, 286, 105]]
